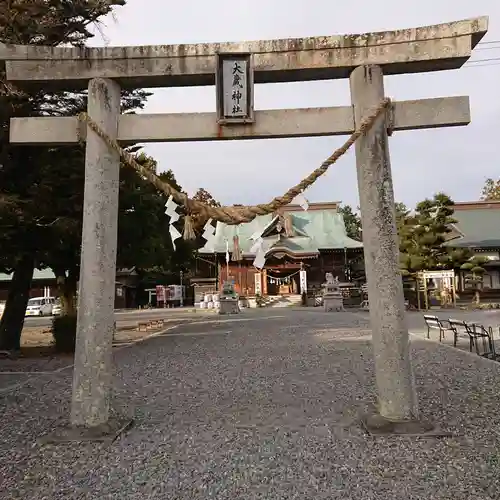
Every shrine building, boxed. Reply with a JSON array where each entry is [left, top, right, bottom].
[[198, 202, 363, 297]]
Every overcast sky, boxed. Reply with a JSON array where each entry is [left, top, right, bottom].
[[91, 0, 500, 209]]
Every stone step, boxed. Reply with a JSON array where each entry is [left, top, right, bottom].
[[261, 295, 302, 308]]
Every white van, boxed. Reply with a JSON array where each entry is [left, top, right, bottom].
[[52, 298, 62, 316], [25, 297, 56, 317]]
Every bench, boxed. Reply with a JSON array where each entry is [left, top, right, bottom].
[[447, 319, 498, 359], [469, 323, 497, 359], [447, 318, 472, 349], [423, 315, 454, 342]]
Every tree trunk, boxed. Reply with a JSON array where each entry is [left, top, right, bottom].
[[65, 267, 78, 315], [0, 255, 35, 351], [56, 267, 78, 316], [474, 289, 480, 305]]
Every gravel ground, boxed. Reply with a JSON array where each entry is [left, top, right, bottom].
[[1, 309, 500, 499]]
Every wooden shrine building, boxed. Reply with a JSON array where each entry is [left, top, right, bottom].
[[198, 202, 363, 297], [446, 201, 500, 295]]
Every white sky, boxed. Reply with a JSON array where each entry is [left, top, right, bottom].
[[91, 0, 500, 209]]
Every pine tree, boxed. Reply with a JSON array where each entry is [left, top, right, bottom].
[[398, 193, 457, 275], [338, 205, 361, 241]]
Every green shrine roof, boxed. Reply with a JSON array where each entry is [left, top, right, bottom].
[[0, 268, 56, 282], [446, 203, 500, 249], [199, 207, 362, 256]]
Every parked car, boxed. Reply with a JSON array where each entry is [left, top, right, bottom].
[[25, 297, 56, 317], [52, 299, 62, 316]]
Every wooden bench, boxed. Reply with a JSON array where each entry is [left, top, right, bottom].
[[423, 315, 454, 342]]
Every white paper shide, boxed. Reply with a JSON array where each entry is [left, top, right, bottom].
[[202, 218, 217, 247], [165, 195, 182, 250], [250, 236, 266, 269], [297, 193, 309, 211]]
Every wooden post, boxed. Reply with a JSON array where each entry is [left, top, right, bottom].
[[350, 65, 419, 423], [417, 277, 421, 311]]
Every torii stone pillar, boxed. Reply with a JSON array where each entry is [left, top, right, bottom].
[[350, 65, 419, 425], [71, 78, 121, 428]]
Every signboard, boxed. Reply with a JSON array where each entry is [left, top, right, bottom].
[[216, 53, 254, 124], [166, 285, 184, 301], [254, 273, 262, 295], [419, 270, 455, 279], [299, 270, 307, 293]]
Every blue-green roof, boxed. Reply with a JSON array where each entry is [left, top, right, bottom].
[[0, 268, 134, 282], [0, 268, 56, 282], [447, 207, 500, 248], [199, 208, 362, 256]]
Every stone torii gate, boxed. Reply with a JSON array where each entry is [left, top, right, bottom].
[[1, 16, 488, 439]]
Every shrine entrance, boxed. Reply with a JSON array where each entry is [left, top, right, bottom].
[[265, 268, 301, 296], [2, 16, 488, 434]]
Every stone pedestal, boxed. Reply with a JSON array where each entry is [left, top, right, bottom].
[[40, 418, 133, 445], [219, 298, 240, 315], [323, 294, 344, 312], [218, 280, 240, 315], [322, 274, 344, 312]]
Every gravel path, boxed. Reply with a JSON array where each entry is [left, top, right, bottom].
[[1, 310, 500, 499]]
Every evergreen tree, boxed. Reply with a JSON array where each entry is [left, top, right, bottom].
[[460, 256, 490, 304], [481, 178, 500, 201], [191, 187, 221, 232], [338, 205, 362, 241], [398, 193, 458, 275], [396, 193, 488, 300], [0, 0, 150, 350]]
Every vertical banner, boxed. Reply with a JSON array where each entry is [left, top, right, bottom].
[[299, 270, 307, 294], [254, 272, 262, 295], [155, 285, 165, 305]]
